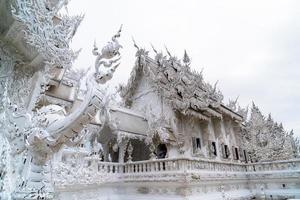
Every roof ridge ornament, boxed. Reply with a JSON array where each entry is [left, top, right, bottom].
[[164, 45, 172, 58], [132, 37, 149, 65], [150, 44, 166, 67], [132, 37, 140, 50], [212, 80, 219, 93], [150, 43, 158, 54], [182, 50, 191, 67], [227, 96, 240, 112]]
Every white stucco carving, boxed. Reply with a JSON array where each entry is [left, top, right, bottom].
[[0, 1, 299, 200], [242, 103, 299, 162]]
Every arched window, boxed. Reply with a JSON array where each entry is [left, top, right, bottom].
[[157, 144, 167, 159]]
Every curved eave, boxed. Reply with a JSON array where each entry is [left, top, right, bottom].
[[183, 109, 210, 121], [218, 104, 243, 121]]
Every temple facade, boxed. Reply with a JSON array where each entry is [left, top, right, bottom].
[[0, 0, 299, 200], [119, 48, 246, 162]]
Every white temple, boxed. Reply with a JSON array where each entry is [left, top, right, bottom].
[[0, 1, 299, 200]]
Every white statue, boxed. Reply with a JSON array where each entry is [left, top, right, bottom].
[[93, 25, 122, 84]]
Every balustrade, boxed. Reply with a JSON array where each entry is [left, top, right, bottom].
[[54, 157, 300, 188], [79, 157, 300, 175], [245, 159, 300, 172]]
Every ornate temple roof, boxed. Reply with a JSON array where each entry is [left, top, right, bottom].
[[121, 47, 243, 122]]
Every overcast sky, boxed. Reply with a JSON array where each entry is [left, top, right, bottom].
[[67, 0, 300, 138]]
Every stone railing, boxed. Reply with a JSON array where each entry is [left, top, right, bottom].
[[60, 157, 300, 175], [53, 157, 300, 188], [92, 160, 123, 173], [123, 158, 247, 173], [245, 158, 300, 172]]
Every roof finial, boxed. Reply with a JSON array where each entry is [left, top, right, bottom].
[[234, 96, 239, 104], [93, 39, 97, 49], [213, 80, 219, 93], [183, 50, 191, 66], [92, 39, 98, 56], [132, 36, 139, 50], [150, 43, 158, 54], [164, 45, 172, 57], [112, 24, 122, 41]]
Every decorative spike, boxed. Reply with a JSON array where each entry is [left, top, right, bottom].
[[93, 40, 97, 49], [164, 45, 172, 57], [234, 96, 239, 104], [183, 50, 191, 66], [213, 80, 219, 93], [150, 43, 158, 54], [132, 36, 139, 50], [112, 24, 122, 41]]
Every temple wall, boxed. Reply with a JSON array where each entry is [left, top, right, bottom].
[[130, 76, 161, 114], [55, 181, 252, 200], [128, 75, 245, 162], [206, 118, 245, 162], [54, 172, 300, 200], [129, 75, 176, 121]]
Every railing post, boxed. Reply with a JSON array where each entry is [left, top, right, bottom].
[[159, 161, 163, 171], [155, 161, 158, 172], [182, 159, 187, 172], [150, 162, 154, 172]]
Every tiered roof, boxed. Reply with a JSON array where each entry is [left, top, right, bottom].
[[121, 46, 244, 121]]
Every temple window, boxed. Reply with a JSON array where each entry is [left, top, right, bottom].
[[157, 144, 167, 159], [239, 148, 245, 161], [211, 141, 217, 156], [225, 145, 230, 158], [221, 144, 230, 159], [243, 150, 248, 163], [192, 137, 201, 154], [232, 146, 239, 160]]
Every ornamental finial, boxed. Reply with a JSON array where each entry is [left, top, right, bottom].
[[151, 43, 158, 54], [132, 36, 139, 50], [164, 45, 172, 57], [183, 50, 191, 66]]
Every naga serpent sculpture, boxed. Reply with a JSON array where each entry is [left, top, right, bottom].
[[1, 27, 122, 199]]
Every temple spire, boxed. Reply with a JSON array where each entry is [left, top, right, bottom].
[[164, 46, 172, 57], [183, 50, 191, 67], [132, 37, 139, 50], [150, 43, 158, 54]]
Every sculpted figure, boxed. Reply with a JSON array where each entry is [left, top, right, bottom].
[[93, 25, 122, 84], [0, 26, 123, 199], [227, 97, 239, 111]]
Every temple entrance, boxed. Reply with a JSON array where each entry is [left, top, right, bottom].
[[156, 144, 167, 159], [108, 140, 119, 162], [124, 139, 150, 162]]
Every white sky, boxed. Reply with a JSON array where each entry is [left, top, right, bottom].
[[67, 0, 300, 138]]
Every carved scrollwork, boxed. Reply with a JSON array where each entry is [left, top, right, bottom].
[[12, 0, 83, 68], [93, 25, 122, 84]]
